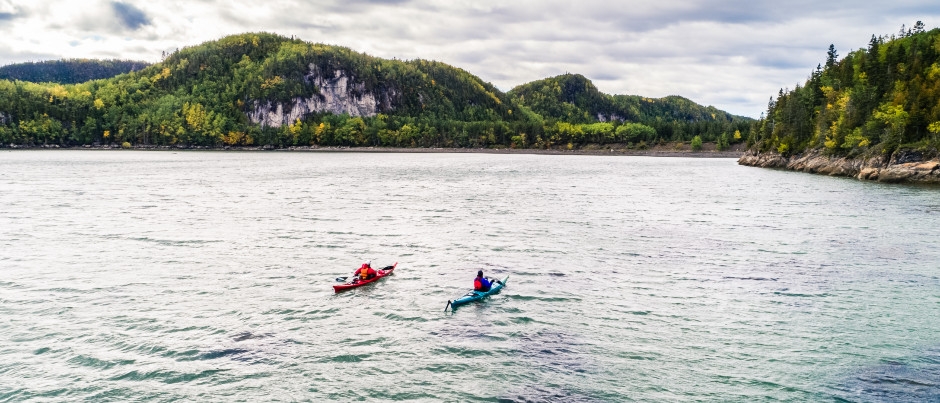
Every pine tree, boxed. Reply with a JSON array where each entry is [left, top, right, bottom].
[[826, 44, 839, 68]]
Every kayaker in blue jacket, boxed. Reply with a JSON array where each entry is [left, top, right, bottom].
[[474, 270, 492, 292]]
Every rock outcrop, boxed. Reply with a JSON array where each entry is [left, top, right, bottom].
[[247, 67, 396, 128], [596, 113, 625, 122], [738, 149, 940, 184]]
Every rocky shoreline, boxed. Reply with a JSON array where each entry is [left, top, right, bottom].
[[738, 149, 940, 184]]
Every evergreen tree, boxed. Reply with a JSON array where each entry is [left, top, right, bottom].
[[826, 44, 839, 68], [749, 25, 940, 157]]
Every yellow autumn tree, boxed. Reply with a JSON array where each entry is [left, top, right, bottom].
[[183, 102, 209, 131], [315, 122, 331, 145], [288, 118, 304, 144], [926, 121, 940, 148], [872, 103, 909, 149]]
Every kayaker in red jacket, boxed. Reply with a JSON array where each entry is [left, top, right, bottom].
[[474, 270, 492, 292], [356, 263, 376, 281]]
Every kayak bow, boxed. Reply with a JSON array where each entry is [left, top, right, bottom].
[[333, 262, 397, 293]]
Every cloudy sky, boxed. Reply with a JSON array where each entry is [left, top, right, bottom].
[[0, 0, 937, 117]]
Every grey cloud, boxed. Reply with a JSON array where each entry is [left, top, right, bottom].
[[635, 1, 840, 24], [216, 8, 249, 26], [0, 3, 21, 25], [750, 53, 820, 70], [3, 0, 937, 117], [457, 0, 869, 35], [111, 1, 151, 30], [0, 47, 58, 66], [343, 0, 412, 5], [585, 72, 621, 81], [273, 2, 936, 116], [316, 0, 414, 14]]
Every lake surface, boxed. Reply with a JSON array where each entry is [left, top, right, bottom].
[[1, 150, 938, 402]]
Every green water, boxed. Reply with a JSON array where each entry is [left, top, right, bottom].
[[1, 150, 938, 401]]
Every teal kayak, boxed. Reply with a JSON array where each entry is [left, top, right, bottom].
[[446, 275, 509, 310]]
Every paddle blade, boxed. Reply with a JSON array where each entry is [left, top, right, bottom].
[[335, 277, 348, 282]]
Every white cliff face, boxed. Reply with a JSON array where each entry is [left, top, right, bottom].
[[248, 66, 392, 128], [597, 113, 624, 122]]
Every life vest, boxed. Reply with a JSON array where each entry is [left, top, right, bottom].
[[474, 277, 483, 290], [360, 265, 371, 279]]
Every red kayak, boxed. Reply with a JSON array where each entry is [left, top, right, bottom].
[[333, 262, 397, 293]]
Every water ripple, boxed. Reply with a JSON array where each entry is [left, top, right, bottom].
[[1, 152, 939, 401]]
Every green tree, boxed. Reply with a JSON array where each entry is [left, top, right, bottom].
[[826, 44, 839, 68], [691, 135, 703, 151], [615, 122, 656, 143], [928, 121, 940, 146], [716, 132, 730, 151], [18, 113, 64, 145], [872, 103, 909, 150]]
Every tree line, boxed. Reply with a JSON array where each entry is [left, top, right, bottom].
[[509, 73, 751, 149], [0, 32, 751, 150], [748, 22, 940, 158], [0, 59, 150, 84]]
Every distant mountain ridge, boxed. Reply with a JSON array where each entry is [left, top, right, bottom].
[[0, 59, 150, 84], [510, 73, 751, 143], [0, 32, 748, 149]]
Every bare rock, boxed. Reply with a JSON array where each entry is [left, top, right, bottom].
[[248, 66, 397, 128], [740, 147, 940, 184], [858, 168, 880, 180], [891, 149, 924, 165], [878, 168, 914, 183]]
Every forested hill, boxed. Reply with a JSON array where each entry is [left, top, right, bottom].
[[747, 23, 940, 159], [0, 32, 749, 149], [510, 74, 752, 147], [0, 59, 150, 84]]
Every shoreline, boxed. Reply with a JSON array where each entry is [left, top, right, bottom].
[[1, 144, 746, 158], [738, 149, 940, 184]]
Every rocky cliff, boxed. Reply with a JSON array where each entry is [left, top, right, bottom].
[[596, 113, 625, 122], [247, 66, 396, 128], [738, 149, 940, 184]]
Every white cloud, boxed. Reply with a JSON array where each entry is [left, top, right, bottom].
[[0, 0, 938, 117], [0, 0, 16, 14]]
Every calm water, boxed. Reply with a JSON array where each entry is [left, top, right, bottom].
[[1, 150, 939, 402]]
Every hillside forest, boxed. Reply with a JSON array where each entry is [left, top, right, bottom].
[[748, 22, 940, 159], [0, 33, 749, 150], [0, 59, 150, 85]]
